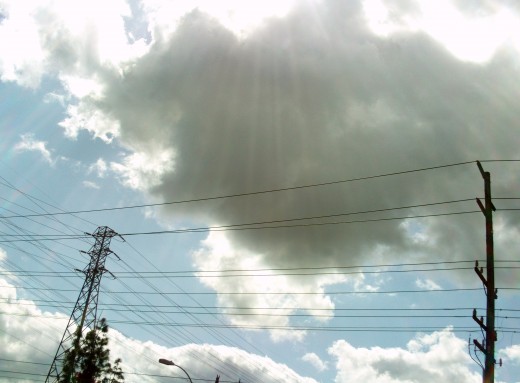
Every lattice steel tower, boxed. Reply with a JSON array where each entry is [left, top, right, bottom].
[[46, 226, 121, 383]]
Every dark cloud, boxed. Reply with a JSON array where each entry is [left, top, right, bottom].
[[39, 0, 520, 328], [94, 1, 519, 268]]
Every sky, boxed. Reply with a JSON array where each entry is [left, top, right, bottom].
[[0, 0, 519, 382]]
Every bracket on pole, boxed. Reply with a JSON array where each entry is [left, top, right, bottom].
[[473, 309, 487, 331], [474, 339, 487, 355], [474, 261, 487, 287]]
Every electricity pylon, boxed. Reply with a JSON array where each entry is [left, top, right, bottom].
[[45, 226, 121, 383]]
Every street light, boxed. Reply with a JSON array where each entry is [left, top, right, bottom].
[[158, 359, 194, 383]]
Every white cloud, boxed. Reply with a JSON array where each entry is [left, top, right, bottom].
[[415, 278, 441, 291], [0, 0, 147, 88], [0, 1, 45, 87], [362, 0, 520, 63], [13, 133, 55, 165], [350, 272, 384, 293], [2, 277, 496, 383], [43, 91, 68, 106], [0, 250, 15, 285], [193, 231, 343, 342], [302, 352, 328, 372], [109, 338, 320, 383], [0, 278, 318, 383], [82, 180, 100, 189], [59, 103, 120, 142], [0, 279, 70, 381], [500, 345, 520, 365], [110, 147, 175, 191], [329, 328, 481, 383], [418, 1, 520, 63], [142, 0, 299, 39], [88, 158, 108, 178]]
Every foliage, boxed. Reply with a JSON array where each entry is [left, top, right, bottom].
[[60, 318, 124, 383]]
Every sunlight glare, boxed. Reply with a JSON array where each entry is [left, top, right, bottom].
[[145, 0, 298, 38], [194, 0, 298, 36], [363, 0, 520, 63], [420, 1, 519, 63]]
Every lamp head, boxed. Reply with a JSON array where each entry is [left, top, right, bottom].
[[159, 358, 175, 366]]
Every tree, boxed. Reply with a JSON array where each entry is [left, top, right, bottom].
[[60, 318, 124, 383]]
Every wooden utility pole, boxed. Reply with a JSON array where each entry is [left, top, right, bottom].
[[472, 161, 496, 383]]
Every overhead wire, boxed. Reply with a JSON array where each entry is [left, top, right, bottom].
[[93, 234, 273, 375], [0, 160, 480, 219], [101, 257, 264, 380], [4, 259, 519, 276], [10, 298, 520, 314], [3, 207, 520, 243], [2, 160, 520, 381], [0, 158, 518, 222], [0, 180, 208, 381], [0, 211, 486, 243], [4, 284, 519, 295], [4, 304, 520, 320], [4, 175, 320, 383], [2, 311, 520, 333], [3, 266, 519, 279], [0, 176, 99, 231], [113, 241, 283, 382]]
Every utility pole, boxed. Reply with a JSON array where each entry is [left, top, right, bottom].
[[472, 161, 497, 383], [45, 226, 121, 383]]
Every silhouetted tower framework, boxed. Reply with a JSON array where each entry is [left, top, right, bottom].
[[45, 226, 120, 383]]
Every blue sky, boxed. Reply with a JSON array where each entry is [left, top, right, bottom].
[[1, 1, 520, 382]]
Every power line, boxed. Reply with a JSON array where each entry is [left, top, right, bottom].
[[6, 258, 516, 274], [2, 159, 518, 223], [1, 178, 255, 383], [0, 210, 484, 243], [4, 266, 519, 279], [0, 366, 251, 383], [0, 370, 45, 377], [0, 197, 479, 235], [0, 176, 98, 230], [0, 160, 480, 219], [1, 311, 519, 333], [2, 161, 519, 381], [0, 299, 484, 311], [91, 322, 520, 333], [0, 198, 284, 376], [0, 358, 47, 366], [5, 284, 519, 294], [2, 205, 520, 243], [115, 243, 276, 381], [5, 297, 520, 314], [0, 235, 87, 243], [5, 307, 520, 320]]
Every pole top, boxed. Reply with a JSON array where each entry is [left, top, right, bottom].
[[476, 161, 490, 179]]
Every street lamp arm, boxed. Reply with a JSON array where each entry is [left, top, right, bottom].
[[175, 364, 194, 383], [159, 358, 194, 383]]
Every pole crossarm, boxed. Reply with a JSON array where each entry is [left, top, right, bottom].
[[45, 226, 121, 383]]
